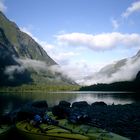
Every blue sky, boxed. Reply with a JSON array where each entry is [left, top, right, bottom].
[[1, 0, 140, 84]]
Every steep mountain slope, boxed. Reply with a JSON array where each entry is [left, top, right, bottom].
[[79, 70, 140, 91], [99, 50, 140, 77], [100, 50, 140, 80], [0, 12, 75, 86], [99, 58, 127, 77], [0, 11, 56, 65], [83, 49, 140, 85], [0, 28, 32, 86]]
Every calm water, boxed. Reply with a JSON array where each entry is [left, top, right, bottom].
[[0, 91, 140, 115]]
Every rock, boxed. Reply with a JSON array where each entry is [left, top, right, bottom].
[[52, 105, 70, 119], [91, 101, 107, 107], [52, 101, 71, 119], [72, 101, 90, 108], [59, 101, 71, 108]]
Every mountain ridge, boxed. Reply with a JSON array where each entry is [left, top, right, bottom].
[[79, 50, 140, 91], [0, 27, 32, 86], [0, 12, 75, 86], [0, 11, 56, 65], [82, 48, 140, 86]]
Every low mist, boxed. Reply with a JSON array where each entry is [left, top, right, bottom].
[[4, 53, 140, 86], [4, 57, 72, 82], [81, 57, 140, 86]]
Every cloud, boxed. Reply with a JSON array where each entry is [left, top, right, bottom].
[[111, 1, 140, 29], [19, 56, 90, 84], [122, 1, 140, 18], [4, 65, 25, 80], [4, 56, 74, 82], [16, 58, 49, 74], [17, 57, 93, 84], [81, 56, 140, 85], [0, 0, 7, 13], [49, 60, 97, 85], [19, 26, 140, 86], [56, 32, 140, 51], [16, 58, 66, 77]]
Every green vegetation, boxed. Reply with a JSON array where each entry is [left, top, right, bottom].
[[0, 12, 19, 49], [0, 12, 76, 86], [0, 84, 80, 92], [0, 11, 56, 64]]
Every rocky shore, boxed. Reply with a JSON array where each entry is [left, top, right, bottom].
[[1, 100, 140, 140], [51, 101, 140, 140]]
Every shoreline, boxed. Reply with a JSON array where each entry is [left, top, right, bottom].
[[51, 101, 140, 140], [0, 98, 140, 139]]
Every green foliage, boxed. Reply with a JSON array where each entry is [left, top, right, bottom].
[[0, 11, 56, 64], [0, 12, 19, 47], [0, 84, 80, 92], [0, 12, 76, 86]]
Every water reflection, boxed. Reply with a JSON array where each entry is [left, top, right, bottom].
[[0, 91, 139, 115], [71, 93, 133, 105]]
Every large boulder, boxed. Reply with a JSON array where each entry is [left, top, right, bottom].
[[72, 101, 90, 108], [91, 101, 107, 107], [52, 101, 71, 119]]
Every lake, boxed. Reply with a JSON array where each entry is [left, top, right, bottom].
[[0, 91, 140, 115]]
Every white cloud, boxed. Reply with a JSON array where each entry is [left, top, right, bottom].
[[16, 58, 87, 83], [122, 1, 140, 18], [57, 32, 140, 51], [17, 58, 48, 72], [111, 1, 140, 29], [0, 0, 7, 13], [16, 28, 85, 82], [4, 65, 25, 80], [19, 27, 140, 85], [51, 60, 95, 83]]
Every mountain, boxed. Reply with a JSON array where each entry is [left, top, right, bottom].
[[0, 11, 56, 65], [79, 50, 140, 91], [99, 50, 140, 78], [79, 71, 140, 91], [0, 28, 32, 86], [82, 49, 140, 85], [0, 12, 75, 86]]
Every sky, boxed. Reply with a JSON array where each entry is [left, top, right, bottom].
[[1, 0, 140, 85]]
